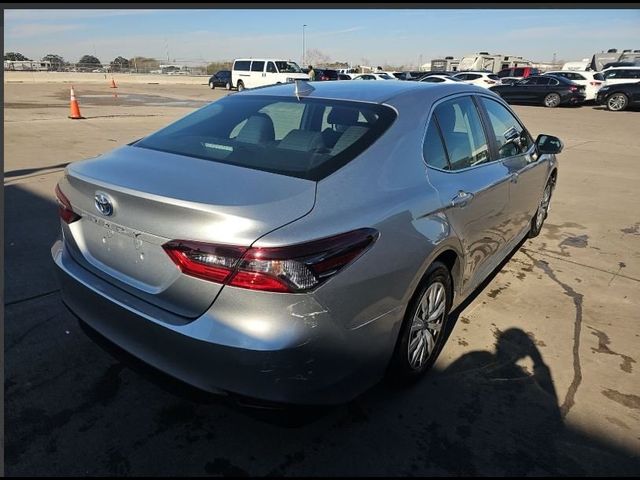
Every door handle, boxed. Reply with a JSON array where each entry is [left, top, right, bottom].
[[510, 172, 519, 183], [451, 191, 474, 208]]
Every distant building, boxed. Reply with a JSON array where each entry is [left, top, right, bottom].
[[4, 60, 51, 71]]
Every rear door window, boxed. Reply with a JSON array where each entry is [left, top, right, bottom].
[[433, 96, 490, 170], [135, 96, 396, 181], [251, 61, 265, 72], [423, 119, 450, 170], [234, 61, 250, 71]]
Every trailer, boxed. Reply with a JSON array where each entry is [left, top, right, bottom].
[[458, 53, 532, 73]]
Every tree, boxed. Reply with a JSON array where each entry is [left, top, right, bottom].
[[78, 55, 101, 70], [42, 54, 66, 71], [305, 49, 332, 67], [206, 61, 233, 75], [110, 56, 130, 72], [4, 52, 31, 61]]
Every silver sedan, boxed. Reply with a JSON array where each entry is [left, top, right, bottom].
[[52, 80, 562, 405]]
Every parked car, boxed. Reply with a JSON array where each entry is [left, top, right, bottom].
[[543, 70, 604, 101], [452, 71, 502, 88], [352, 73, 396, 80], [231, 58, 309, 91], [490, 75, 586, 107], [415, 71, 458, 81], [208, 70, 232, 90], [393, 71, 425, 81], [314, 68, 339, 81], [497, 66, 540, 84], [338, 74, 352, 80], [601, 66, 640, 86], [419, 75, 462, 84], [52, 81, 562, 405], [596, 81, 640, 111]]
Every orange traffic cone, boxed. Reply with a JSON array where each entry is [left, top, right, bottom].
[[110, 77, 118, 88], [68, 86, 84, 120]]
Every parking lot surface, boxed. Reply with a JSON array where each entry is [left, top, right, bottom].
[[5, 81, 640, 475]]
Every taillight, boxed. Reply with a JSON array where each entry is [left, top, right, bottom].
[[55, 184, 81, 224], [569, 86, 578, 92], [163, 228, 379, 293], [484, 79, 496, 84]]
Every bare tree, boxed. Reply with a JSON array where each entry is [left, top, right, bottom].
[[305, 49, 332, 67]]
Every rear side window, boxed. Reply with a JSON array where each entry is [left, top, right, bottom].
[[434, 96, 490, 170], [423, 120, 449, 170], [234, 61, 250, 71], [467, 74, 481, 80], [267, 62, 277, 73], [251, 61, 265, 72], [135, 96, 396, 181], [480, 97, 532, 159]]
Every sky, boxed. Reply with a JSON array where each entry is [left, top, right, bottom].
[[4, 8, 640, 67]]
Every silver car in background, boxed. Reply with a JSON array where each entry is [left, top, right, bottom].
[[52, 81, 563, 405]]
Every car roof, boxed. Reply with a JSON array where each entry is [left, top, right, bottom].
[[235, 80, 484, 103]]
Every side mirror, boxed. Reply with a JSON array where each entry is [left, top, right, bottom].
[[535, 134, 564, 155]]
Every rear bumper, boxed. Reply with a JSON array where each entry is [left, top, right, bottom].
[[52, 239, 392, 405], [566, 93, 586, 104]]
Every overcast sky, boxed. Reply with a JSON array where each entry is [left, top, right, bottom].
[[5, 8, 640, 66]]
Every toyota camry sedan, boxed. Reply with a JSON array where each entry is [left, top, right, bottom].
[[52, 81, 563, 405]]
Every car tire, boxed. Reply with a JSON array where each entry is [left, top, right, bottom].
[[225, 82, 231, 90], [606, 93, 628, 112], [529, 178, 554, 238], [237, 81, 245, 92], [387, 261, 453, 383], [543, 93, 561, 108], [209, 82, 215, 90]]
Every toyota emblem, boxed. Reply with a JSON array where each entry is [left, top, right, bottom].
[[94, 192, 114, 216]]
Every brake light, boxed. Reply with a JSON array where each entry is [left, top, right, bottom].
[[163, 228, 379, 293], [55, 184, 81, 224], [569, 86, 578, 92]]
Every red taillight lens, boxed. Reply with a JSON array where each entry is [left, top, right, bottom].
[[55, 184, 81, 224], [163, 228, 379, 293], [569, 86, 578, 92], [162, 241, 247, 283]]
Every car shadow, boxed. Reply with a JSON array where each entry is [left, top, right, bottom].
[[6, 183, 640, 475]]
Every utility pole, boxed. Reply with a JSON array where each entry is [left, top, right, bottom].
[[302, 25, 307, 67]]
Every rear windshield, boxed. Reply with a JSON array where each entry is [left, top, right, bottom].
[[134, 95, 396, 181]]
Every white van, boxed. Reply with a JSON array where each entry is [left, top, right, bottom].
[[231, 59, 309, 91]]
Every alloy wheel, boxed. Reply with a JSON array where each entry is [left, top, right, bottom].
[[407, 282, 447, 370], [607, 94, 627, 111]]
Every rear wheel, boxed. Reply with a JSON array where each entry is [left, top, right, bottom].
[[529, 178, 554, 238], [225, 81, 231, 90], [237, 81, 245, 92], [606, 93, 628, 111], [543, 93, 561, 108], [388, 262, 452, 383]]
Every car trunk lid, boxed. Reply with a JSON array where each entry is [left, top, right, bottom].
[[59, 145, 316, 318]]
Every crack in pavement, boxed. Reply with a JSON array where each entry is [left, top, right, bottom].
[[522, 250, 583, 419], [521, 247, 639, 283]]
